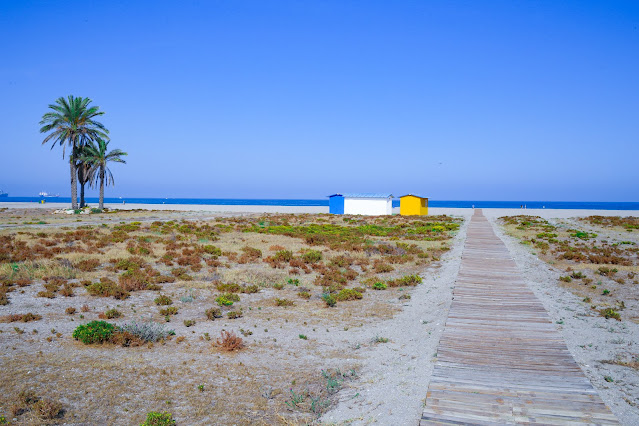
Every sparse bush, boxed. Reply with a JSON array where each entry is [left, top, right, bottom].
[[184, 319, 196, 327], [216, 330, 244, 351], [274, 250, 293, 262], [66, 307, 76, 315], [559, 276, 572, 283], [389, 275, 422, 287], [32, 398, 64, 420]]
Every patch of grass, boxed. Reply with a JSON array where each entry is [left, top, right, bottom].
[[141, 411, 176, 426]]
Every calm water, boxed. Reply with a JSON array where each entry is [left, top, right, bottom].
[[1, 197, 639, 210]]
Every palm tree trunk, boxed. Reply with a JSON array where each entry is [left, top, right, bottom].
[[70, 158, 78, 209], [79, 181, 86, 208], [99, 166, 105, 210]]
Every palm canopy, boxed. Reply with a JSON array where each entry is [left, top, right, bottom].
[[39, 95, 109, 157], [79, 138, 127, 188]]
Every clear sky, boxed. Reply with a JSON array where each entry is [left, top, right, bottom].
[[1, 0, 638, 201]]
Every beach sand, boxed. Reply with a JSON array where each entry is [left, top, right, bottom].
[[3, 202, 639, 218]]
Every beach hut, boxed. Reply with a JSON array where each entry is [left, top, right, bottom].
[[329, 193, 393, 215], [399, 194, 428, 216], [328, 194, 345, 214]]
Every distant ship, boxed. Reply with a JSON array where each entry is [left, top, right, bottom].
[[39, 191, 60, 198], [0, 190, 7, 198]]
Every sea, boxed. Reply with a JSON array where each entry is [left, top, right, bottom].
[[1, 197, 638, 210]]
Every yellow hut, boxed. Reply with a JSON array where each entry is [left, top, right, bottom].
[[400, 194, 428, 216]]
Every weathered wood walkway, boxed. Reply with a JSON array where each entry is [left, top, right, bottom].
[[421, 210, 618, 425]]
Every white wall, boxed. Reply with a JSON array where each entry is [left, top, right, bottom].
[[343, 198, 392, 215]]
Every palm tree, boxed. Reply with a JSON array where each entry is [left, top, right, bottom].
[[79, 138, 127, 210], [39, 96, 108, 209]]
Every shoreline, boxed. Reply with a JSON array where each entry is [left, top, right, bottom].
[[1, 202, 639, 218]]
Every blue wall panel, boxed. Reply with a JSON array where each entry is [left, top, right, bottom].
[[329, 195, 344, 214]]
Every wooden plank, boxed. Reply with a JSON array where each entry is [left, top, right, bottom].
[[421, 210, 618, 425]]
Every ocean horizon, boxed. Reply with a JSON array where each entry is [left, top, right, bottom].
[[1, 197, 639, 211]]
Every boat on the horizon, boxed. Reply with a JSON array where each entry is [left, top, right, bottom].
[[39, 191, 60, 198], [0, 190, 7, 198]]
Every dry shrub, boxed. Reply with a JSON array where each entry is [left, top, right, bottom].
[[109, 330, 145, 347], [33, 398, 64, 419], [75, 258, 101, 272], [373, 260, 394, 273], [216, 330, 244, 351], [1, 313, 42, 323], [269, 245, 286, 251]]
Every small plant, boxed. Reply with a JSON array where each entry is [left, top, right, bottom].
[[372, 281, 387, 290], [275, 298, 295, 307], [183, 319, 196, 327], [299, 334, 308, 340], [227, 310, 242, 319], [159, 306, 178, 316], [321, 292, 336, 307], [298, 291, 311, 299], [372, 335, 389, 344], [559, 276, 572, 283], [72, 320, 116, 344], [599, 308, 621, 321], [205, 307, 222, 319], [287, 278, 300, 286], [602, 289, 610, 296], [1, 313, 42, 323], [101, 308, 122, 319], [141, 411, 176, 426], [216, 330, 244, 351], [198, 384, 205, 392], [118, 320, 175, 342], [154, 294, 173, 306], [604, 376, 614, 383], [66, 307, 76, 315], [272, 283, 284, 290]]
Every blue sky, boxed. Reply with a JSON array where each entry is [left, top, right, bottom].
[[1, 0, 638, 201]]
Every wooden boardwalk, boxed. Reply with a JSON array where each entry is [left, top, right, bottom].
[[421, 210, 618, 425]]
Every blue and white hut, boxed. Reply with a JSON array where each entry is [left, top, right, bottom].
[[328, 193, 393, 215]]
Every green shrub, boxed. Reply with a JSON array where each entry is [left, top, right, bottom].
[[274, 250, 293, 262], [202, 245, 222, 256], [215, 296, 234, 306], [154, 294, 173, 305], [275, 298, 295, 306], [72, 321, 116, 344], [390, 275, 422, 287], [141, 411, 175, 426], [335, 288, 363, 301], [184, 319, 196, 327], [301, 250, 322, 263], [322, 293, 336, 307], [372, 282, 387, 290], [559, 276, 572, 283], [220, 292, 240, 302]]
